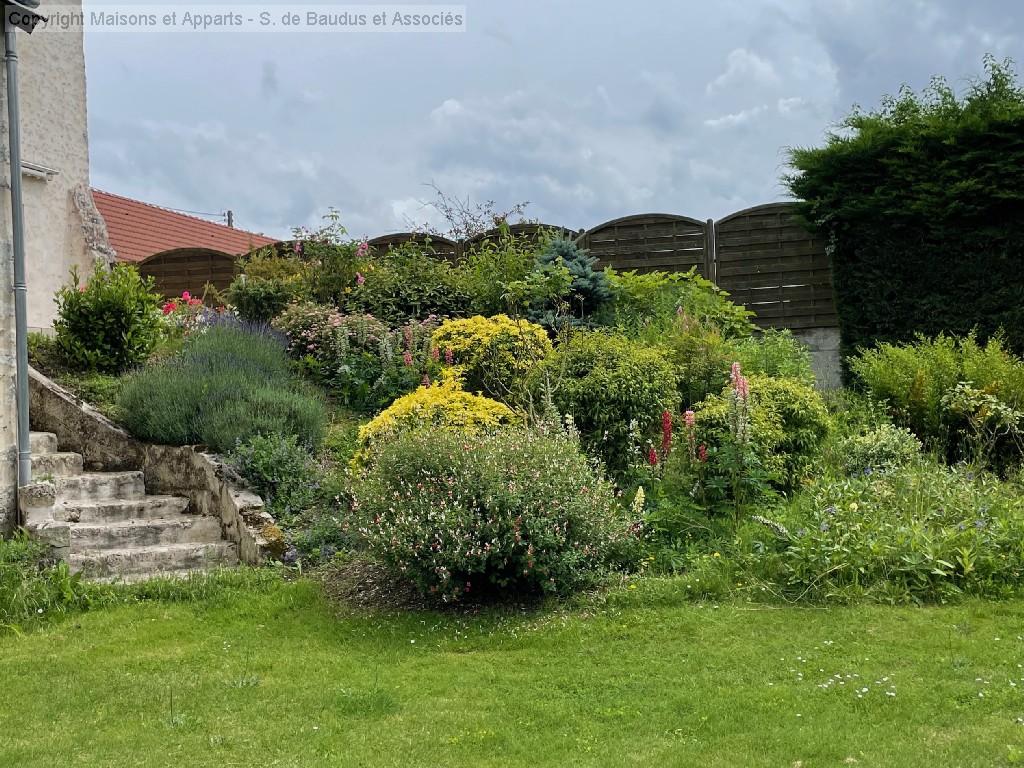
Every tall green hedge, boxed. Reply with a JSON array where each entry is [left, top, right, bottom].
[[784, 57, 1024, 373]]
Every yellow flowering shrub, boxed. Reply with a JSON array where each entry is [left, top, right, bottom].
[[355, 378, 520, 466], [432, 315, 552, 404]]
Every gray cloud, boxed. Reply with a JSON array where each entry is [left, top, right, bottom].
[[83, 0, 1023, 238]]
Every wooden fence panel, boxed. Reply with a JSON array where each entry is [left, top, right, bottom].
[[580, 214, 713, 278], [129, 205, 838, 333], [137, 248, 238, 298], [365, 233, 461, 263], [713, 203, 836, 330]]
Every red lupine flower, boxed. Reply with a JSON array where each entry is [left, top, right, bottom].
[[698, 444, 707, 462], [647, 447, 658, 467]]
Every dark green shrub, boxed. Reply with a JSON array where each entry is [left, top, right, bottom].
[[531, 331, 678, 472], [290, 209, 367, 308], [229, 435, 319, 525], [350, 242, 471, 323], [224, 276, 296, 324], [54, 262, 161, 374], [117, 326, 326, 452], [785, 57, 1024, 365], [349, 428, 640, 601]]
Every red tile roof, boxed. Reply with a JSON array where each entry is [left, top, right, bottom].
[[92, 189, 279, 263]]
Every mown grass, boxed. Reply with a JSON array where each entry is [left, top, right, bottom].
[[1, 574, 1023, 767]]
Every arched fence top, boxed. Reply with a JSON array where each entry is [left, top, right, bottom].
[[713, 202, 797, 229], [136, 247, 237, 268], [582, 212, 708, 239]]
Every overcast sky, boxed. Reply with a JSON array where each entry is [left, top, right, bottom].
[[81, 0, 1022, 240]]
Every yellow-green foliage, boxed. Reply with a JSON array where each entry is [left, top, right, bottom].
[[694, 374, 831, 488], [355, 378, 520, 465], [432, 315, 552, 404]]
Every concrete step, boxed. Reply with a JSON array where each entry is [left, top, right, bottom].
[[55, 472, 146, 502], [29, 432, 58, 455], [32, 452, 84, 478], [54, 495, 190, 524], [70, 541, 239, 580], [69, 516, 224, 552]]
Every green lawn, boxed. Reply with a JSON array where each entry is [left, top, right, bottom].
[[2, 575, 1023, 767]]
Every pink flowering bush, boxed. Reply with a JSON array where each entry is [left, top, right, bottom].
[[274, 302, 442, 412], [159, 291, 211, 337], [349, 427, 642, 601]]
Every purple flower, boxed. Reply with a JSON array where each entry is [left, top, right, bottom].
[[797, 528, 807, 537], [820, 523, 830, 532]]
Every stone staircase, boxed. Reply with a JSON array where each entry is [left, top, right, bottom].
[[24, 431, 238, 581]]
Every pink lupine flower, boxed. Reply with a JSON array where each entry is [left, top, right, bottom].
[[444, 347, 453, 365], [684, 410, 695, 428], [422, 376, 431, 387], [356, 272, 365, 286], [736, 374, 749, 400], [403, 350, 413, 366], [431, 347, 440, 361], [730, 361, 742, 386]]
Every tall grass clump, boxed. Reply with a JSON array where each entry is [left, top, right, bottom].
[[1, 532, 96, 633], [117, 326, 326, 452]]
